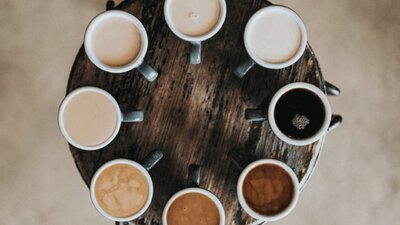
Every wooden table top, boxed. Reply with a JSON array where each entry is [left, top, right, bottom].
[[66, 0, 328, 224]]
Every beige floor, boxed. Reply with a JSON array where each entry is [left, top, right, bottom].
[[0, 0, 399, 224]]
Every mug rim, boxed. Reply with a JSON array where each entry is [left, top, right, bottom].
[[89, 159, 154, 222], [244, 5, 308, 69], [237, 159, 300, 222], [84, 10, 148, 73], [162, 187, 225, 225], [163, 0, 227, 42], [57, 86, 122, 151], [268, 82, 332, 146]]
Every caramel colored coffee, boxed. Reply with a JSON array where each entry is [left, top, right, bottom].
[[242, 164, 294, 216], [95, 164, 149, 218], [169, 0, 221, 36], [63, 91, 118, 147], [167, 192, 220, 225], [92, 17, 142, 66]]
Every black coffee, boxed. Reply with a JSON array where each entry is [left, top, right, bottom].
[[274, 88, 325, 139]]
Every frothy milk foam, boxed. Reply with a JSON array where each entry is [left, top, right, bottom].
[[169, 0, 221, 36], [249, 10, 302, 64], [95, 164, 149, 218], [63, 91, 118, 147], [91, 17, 142, 66]]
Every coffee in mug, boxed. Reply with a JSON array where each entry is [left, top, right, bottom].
[[94, 163, 150, 218], [245, 82, 333, 146], [162, 165, 225, 225], [90, 152, 163, 222], [164, 0, 226, 64], [237, 159, 299, 223], [58, 87, 144, 150], [167, 192, 220, 225], [235, 6, 307, 77], [85, 10, 158, 81]]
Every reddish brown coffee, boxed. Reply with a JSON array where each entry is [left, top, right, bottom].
[[242, 164, 294, 216]]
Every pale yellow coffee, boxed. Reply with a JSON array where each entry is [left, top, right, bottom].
[[95, 164, 150, 218], [92, 17, 142, 66], [170, 0, 221, 36], [249, 10, 302, 64], [63, 91, 118, 147]]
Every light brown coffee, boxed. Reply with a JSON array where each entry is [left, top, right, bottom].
[[92, 17, 142, 66], [170, 0, 221, 36], [95, 164, 149, 218], [63, 91, 118, 147], [249, 10, 302, 64], [167, 192, 220, 225], [242, 164, 295, 216]]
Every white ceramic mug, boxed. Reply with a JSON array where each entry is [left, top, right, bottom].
[[245, 82, 335, 146], [235, 5, 308, 77], [84, 10, 158, 81], [162, 165, 225, 225], [58, 86, 143, 151], [237, 159, 300, 224], [164, 0, 227, 64], [90, 151, 163, 222]]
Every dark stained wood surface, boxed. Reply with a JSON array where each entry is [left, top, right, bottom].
[[67, 0, 327, 224]]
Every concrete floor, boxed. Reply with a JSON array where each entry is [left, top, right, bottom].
[[0, 0, 399, 224]]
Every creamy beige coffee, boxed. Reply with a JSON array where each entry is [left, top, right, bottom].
[[169, 0, 221, 36], [63, 91, 118, 147], [167, 192, 220, 225], [95, 164, 150, 218], [91, 17, 142, 66], [249, 10, 302, 64]]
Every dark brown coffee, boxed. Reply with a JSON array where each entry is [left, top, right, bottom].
[[167, 192, 220, 225], [242, 164, 294, 216], [274, 88, 325, 139]]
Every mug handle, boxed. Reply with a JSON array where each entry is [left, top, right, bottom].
[[137, 62, 158, 82], [245, 109, 266, 122], [328, 114, 343, 132], [141, 150, 164, 171], [122, 111, 144, 123], [187, 165, 201, 187], [234, 57, 256, 78], [325, 81, 340, 96], [189, 42, 202, 64], [115, 222, 130, 225], [106, 0, 115, 10]]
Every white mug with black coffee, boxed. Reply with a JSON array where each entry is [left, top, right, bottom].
[[84, 10, 158, 81], [245, 82, 342, 146], [164, 0, 226, 64], [58, 87, 144, 150], [162, 165, 225, 225], [235, 6, 308, 77]]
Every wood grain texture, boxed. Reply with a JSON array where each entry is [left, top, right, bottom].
[[66, 0, 327, 224]]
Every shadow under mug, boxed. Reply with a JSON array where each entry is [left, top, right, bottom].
[[245, 82, 341, 146], [164, 0, 227, 64], [162, 165, 226, 225], [231, 157, 300, 225], [84, 10, 158, 81], [90, 150, 163, 222], [234, 5, 308, 78], [58, 86, 144, 151]]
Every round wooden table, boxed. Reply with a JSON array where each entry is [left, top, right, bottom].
[[66, 0, 334, 224]]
